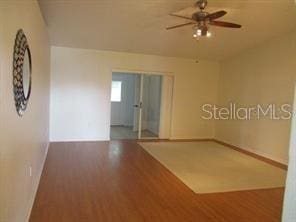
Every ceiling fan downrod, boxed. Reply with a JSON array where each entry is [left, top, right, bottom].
[[196, 0, 208, 11]]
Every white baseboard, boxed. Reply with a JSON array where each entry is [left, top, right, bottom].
[[25, 142, 49, 222]]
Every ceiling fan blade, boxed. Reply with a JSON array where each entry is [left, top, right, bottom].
[[169, 13, 194, 21], [209, 20, 242, 28], [166, 22, 195, 30], [206, 10, 227, 20]]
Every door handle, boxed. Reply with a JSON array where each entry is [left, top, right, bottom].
[[134, 102, 142, 108]]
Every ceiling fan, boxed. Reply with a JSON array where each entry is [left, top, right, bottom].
[[167, 0, 242, 38]]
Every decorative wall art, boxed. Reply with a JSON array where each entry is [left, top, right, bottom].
[[12, 29, 32, 116]]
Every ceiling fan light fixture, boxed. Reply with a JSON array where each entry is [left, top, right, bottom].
[[167, 0, 242, 38], [193, 29, 212, 39]]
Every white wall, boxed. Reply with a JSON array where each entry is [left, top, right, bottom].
[[0, 1, 50, 222], [216, 31, 296, 164], [50, 46, 219, 141]]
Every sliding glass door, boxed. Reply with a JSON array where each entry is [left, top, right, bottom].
[[133, 74, 162, 139], [110, 72, 164, 140]]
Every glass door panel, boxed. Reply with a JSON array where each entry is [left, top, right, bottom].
[[140, 75, 162, 139]]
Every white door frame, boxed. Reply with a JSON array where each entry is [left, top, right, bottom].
[[138, 74, 144, 139], [110, 69, 174, 139]]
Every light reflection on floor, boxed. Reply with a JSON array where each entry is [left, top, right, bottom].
[[110, 126, 158, 139]]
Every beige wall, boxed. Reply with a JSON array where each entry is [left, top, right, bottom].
[[216, 31, 296, 164], [50, 46, 219, 141], [0, 1, 50, 222]]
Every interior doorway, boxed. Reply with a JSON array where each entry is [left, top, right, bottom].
[[110, 72, 173, 140]]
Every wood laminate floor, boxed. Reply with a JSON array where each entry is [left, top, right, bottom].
[[30, 141, 284, 222]]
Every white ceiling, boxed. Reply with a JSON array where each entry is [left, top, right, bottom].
[[38, 0, 296, 61]]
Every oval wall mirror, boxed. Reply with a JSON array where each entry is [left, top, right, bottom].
[[13, 29, 32, 116], [22, 48, 31, 99]]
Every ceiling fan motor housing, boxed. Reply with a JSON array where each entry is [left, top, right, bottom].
[[192, 11, 209, 22]]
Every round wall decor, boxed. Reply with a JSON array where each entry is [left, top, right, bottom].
[[13, 29, 32, 116]]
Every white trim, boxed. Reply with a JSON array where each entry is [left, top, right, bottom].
[[159, 75, 174, 139], [138, 74, 144, 139], [110, 69, 174, 140], [112, 68, 173, 76]]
